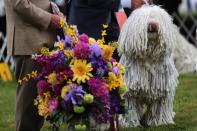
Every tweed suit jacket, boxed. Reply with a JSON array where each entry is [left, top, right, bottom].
[[5, 0, 56, 55]]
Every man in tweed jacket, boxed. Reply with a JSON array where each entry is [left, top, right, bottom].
[[5, 0, 62, 130]]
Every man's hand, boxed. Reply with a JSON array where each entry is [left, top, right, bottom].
[[50, 14, 62, 29], [50, 1, 64, 17], [57, 12, 64, 17], [132, 0, 145, 9]]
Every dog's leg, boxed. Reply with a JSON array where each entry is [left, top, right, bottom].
[[142, 96, 175, 126], [157, 96, 175, 125], [119, 97, 141, 128], [140, 100, 161, 126]]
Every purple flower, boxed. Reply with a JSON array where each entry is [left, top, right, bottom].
[[35, 52, 62, 73], [36, 56, 53, 73], [36, 80, 49, 94], [112, 66, 119, 76], [78, 33, 89, 43], [88, 77, 111, 123], [55, 36, 66, 48], [91, 95, 111, 123], [91, 43, 103, 57], [109, 92, 121, 114], [54, 35, 73, 49], [65, 35, 73, 45], [88, 78, 108, 97], [35, 72, 45, 81], [48, 98, 59, 112], [110, 58, 116, 63], [56, 71, 66, 82], [74, 42, 91, 59], [52, 85, 62, 95], [56, 67, 73, 81], [65, 70, 74, 78], [95, 67, 105, 77], [35, 51, 66, 74], [64, 84, 86, 105], [91, 58, 109, 77], [91, 105, 110, 124], [55, 64, 65, 73], [52, 50, 66, 66]]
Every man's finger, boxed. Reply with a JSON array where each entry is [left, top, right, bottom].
[[58, 12, 64, 17], [50, 14, 61, 29]]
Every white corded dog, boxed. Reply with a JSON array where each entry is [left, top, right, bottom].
[[173, 32, 197, 74], [118, 5, 179, 127]]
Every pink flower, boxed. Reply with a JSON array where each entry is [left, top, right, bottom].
[[74, 42, 91, 59], [78, 33, 89, 43], [110, 58, 116, 63], [112, 66, 119, 76], [48, 98, 59, 112], [88, 78, 109, 97], [36, 80, 49, 95]]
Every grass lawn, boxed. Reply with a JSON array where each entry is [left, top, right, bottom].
[[0, 73, 197, 131]]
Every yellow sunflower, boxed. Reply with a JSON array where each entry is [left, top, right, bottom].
[[103, 24, 108, 29], [31, 70, 38, 78], [88, 37, 96, 44], [63, 27, 75, 36], [37, 92, 51, 117], [101, 30, 107, 37], [102, 45, 115, 60], [60, 18, 66, 27], [47, 72, 58, 85], [55, 41, 64, 50], [38, 102, 49, 117], [107, 72, 121, 91], [64, 50, 72, 57], [41, 47, 50, 55], [97, 39, 105, 45], [70, 59, 93, 84]]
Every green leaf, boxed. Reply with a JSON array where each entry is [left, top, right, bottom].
[[52, 124, 59, 131]]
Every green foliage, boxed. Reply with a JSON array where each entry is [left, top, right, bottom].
[[0, 81, 15, 131], [0, 73, 197, 131]]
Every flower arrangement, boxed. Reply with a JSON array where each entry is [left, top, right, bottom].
[[20, 18, 127, 131]]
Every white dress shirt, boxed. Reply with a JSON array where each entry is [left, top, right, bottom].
[[121, 0, 132, 8]]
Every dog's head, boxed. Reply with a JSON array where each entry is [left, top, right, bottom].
[[118, 5, 177, 59]]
